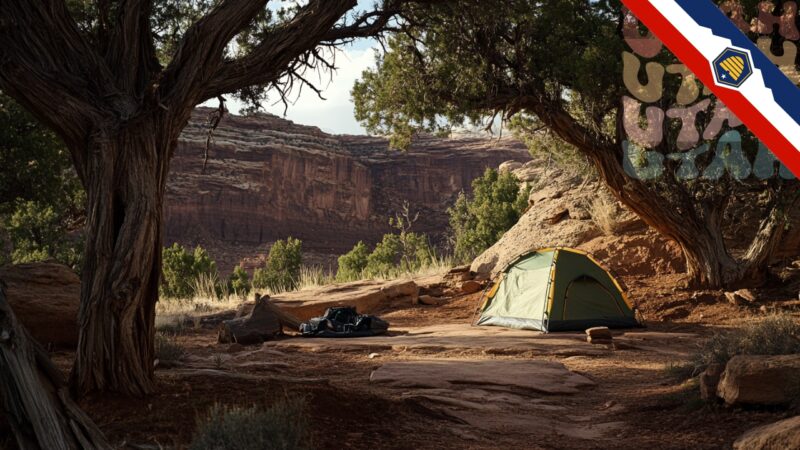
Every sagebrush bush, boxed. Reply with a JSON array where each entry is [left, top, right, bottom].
[[161, 243, 219, 298], [691, 314, 800, 372], [336, 241, 369, 281], [253, 238, 303, 293], [227, 265, 251, 296], [190, 398, 311, 450]]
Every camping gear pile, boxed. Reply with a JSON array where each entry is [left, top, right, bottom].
[[300, 307, 390, 338], [477, 247, 639, 332]]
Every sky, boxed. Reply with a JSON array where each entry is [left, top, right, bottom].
[[204, 2, 380, 135]]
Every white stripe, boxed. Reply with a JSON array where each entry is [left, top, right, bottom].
[[652, 0, 800, 152]]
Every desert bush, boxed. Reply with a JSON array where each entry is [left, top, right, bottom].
[[227, 266, 251, 297], [586, 194, 620, 235], [3, 200, 84, 270], [0, 93, 85, 270], [676, 314, 800, 377], [161, 243, 219, 299], [448, 168, 529, 263], [155, 332, 185, 363], [336, 241, 370, 281], [253, 238, 303, 293], [190, 398, 311, 450]]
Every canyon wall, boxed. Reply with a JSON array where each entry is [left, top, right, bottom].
[[165, 109, 530, 271]]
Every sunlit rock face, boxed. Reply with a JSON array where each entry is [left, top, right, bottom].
[[165, 109, 530, 271]]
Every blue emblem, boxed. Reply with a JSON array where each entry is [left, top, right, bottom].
[[713, 48, 753, 88]]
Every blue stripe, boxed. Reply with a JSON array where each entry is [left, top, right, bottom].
[[673, 0, 800, 126]]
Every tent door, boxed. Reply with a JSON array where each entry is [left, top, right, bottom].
[[562, 276, 624, 320]]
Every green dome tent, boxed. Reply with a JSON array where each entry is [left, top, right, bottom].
[[476, 248, 639, 332]]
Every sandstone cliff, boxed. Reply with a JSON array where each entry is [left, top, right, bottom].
[[166, 109, 530, 271]]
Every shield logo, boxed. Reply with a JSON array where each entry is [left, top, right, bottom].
[[712, 48, 753, 88]]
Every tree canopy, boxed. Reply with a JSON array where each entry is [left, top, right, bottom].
[[353, 0, 800, 288]]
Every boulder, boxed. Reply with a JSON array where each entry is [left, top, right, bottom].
[[0, 263, 80, 348], [218, 295, 301, 345], [734, 416, 800, 450], [717, 355, 800, 406], [268, 279, 419, 321]]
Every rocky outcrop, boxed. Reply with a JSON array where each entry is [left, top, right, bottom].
[[717, 354, 800, 406], [166, 109, 530, 271], [471, 160, 684, 277], [734, 416, 800, 450], [0, 263, 80, 348]]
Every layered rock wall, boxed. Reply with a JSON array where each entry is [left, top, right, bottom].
[[166, 109, 530, 270]]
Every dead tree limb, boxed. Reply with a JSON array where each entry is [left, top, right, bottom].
[[0, 283, 110, 450]]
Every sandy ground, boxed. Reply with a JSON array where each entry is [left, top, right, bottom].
[[30, 274, 800, 449]]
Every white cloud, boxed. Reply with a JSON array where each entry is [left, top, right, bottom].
[[206, 45, 378, 135]]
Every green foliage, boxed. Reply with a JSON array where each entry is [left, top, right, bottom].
[[190, 398, 311, 450], [161, 243, 219, 299], [3, 200, 84, 269], [252, 238, 303, 293], [364, 233, 404, 277], [448, 168, 529, 262], [336, 241, 370, 282], [352, 1, 623, 149], [0, 93, 84, 268], [227, 266, 251, 296]]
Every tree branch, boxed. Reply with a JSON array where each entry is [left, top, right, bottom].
[[106, 0, 160, 95], [159, 0, 269, 110], [200, 0, 361, 101], [0, 0, 121, 178]]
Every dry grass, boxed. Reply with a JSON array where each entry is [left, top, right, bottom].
[[586, 194, 620, 235]]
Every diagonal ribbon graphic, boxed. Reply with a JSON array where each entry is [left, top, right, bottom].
[[622, 0, 800, 178]]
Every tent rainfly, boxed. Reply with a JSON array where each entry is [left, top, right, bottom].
[[477, 248, 639, 332]]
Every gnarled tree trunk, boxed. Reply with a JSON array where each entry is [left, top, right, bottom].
[[0, 282, 110, 449], [69, 117, 180, 397]]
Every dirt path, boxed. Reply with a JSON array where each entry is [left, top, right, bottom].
[[39, 285, 794, 449]]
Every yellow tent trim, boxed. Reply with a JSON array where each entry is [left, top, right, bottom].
[[545, 248, 561, 314]]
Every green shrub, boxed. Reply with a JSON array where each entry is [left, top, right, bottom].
[[3, 200, 83, 270], [448, 168, 529, 263], [227, 266, 251, 296], [253, 238, 302, 293], [161, 243, 219, 299], [190, 398, 311, 450], [690, 314, 800, 373], [336, 241, 369, 281]]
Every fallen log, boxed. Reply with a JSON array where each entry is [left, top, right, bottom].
[[218, 294, 302, 345], [0, 282, 110, 449]]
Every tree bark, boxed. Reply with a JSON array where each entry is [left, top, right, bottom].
[[0, 283, 110, 449], [69, 117, 178, 397]]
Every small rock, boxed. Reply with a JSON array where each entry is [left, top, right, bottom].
[[585, 327, 612, 340], [717, 354, 800, 406], [734, 416, 800, 450], [460, 280, 483, 295], [699, 363, 724, 401], [587, 336, 613, 346], [725, 289, 758, 306], [368, 353, 380, 359]]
